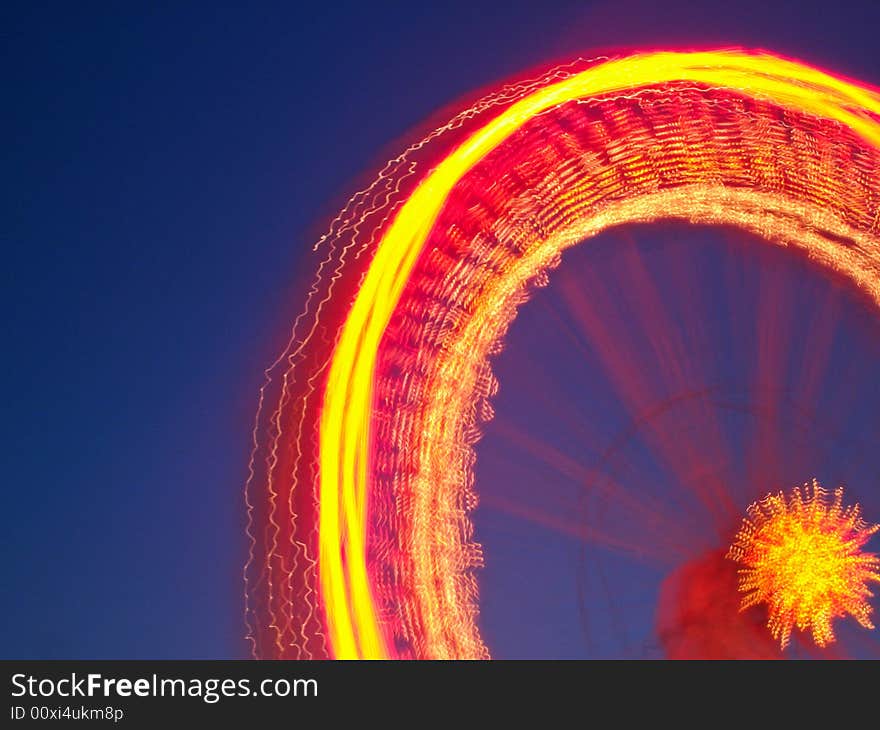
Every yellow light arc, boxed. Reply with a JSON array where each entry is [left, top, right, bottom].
[[318, 50, 880, 659]]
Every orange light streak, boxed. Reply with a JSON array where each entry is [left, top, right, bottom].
[[728, 481, 880, 648], [246, 49, 880, 659]]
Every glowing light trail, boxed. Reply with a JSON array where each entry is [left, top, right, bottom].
[[728, 481, 880, 648], [245, 49, 880, 659]]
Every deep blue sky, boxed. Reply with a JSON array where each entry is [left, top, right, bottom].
[[4, 1, 880, 659]]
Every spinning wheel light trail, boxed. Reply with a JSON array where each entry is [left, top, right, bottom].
[[244, 49, 880, 659], [728, 480, 880, 649]]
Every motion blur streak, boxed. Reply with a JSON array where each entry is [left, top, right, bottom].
[[245, 49, 880, 659], [728, 481, 880, 648]]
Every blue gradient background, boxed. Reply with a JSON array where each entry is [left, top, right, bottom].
[[4, 1, 880, 658]]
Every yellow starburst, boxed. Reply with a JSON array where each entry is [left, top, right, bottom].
[[727, 480, 880, 649]]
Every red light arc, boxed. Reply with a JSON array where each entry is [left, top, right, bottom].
[[244, 49, 880, 659]]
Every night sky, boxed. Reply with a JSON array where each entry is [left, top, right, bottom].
[[5, 1, 880, 659]]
